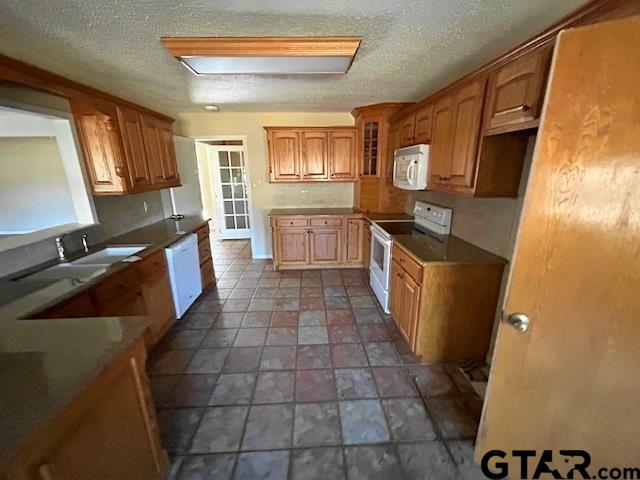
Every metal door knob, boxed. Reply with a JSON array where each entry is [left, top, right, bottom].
[[507, 313, 530, 332]]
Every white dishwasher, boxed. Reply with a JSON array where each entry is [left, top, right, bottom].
[[165, 233, 202, 319]]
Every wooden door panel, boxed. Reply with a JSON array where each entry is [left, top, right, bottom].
[[399, 114, 415, 147], [485, 45, 552, 131], [70, 100, 129, 194], [346, 218, 365, 264], [477, 17, 640, 470], [301, 131, 328, 180], [276, 229, 308, 266], [309, 227, 342, 264], [428, 96, 454, 185], [448, 79, 485, 188], [139, 113, 165, 185], [328, 130, 356, 180], [390, 259, 406, 334], [116, 106, 151, 188], [413, 104, 433, 144], [269, 130, 301, 181], [157, 120, 179, 183]]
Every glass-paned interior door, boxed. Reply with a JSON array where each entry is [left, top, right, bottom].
[[210, 145, 251, 239]]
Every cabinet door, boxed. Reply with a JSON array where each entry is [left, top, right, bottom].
[[386, 124, 401, 181], [328, 130, 356, 180], [269, 130, 301, 181], [137, 253, 175, 343], [116, 106, 151, 189], [360, 119, 380, 177], [70, 100, 130, 194], [276, 228, 309, 266], [485, 45, 552, 132], [413, 104, 433, 144], [428, 96, 455, 186], [398, 114, 415, 147], [390, 260, 421, 347], [157, 120, 180, 184], [139, 113, 165, 185], [301, 130, 329, 180], [346, 218, 366, 264], [34, 292, 96, 319], [448, 79, 485, 189], [309, 227, 343, 265]]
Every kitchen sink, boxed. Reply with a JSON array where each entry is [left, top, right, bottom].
[[71, 246, 148, 266], [26, 264, 108, 280]]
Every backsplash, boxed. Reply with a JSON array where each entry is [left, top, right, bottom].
[[0, 191, 165, 278]]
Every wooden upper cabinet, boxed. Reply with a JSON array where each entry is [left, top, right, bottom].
[[328, 129, 356, 180], [398, 114, 416, 147], [74, 102, 179, 195], [139, 113, 164, 185], [360, 119, 381, 177], [268, 129, 301, 181], [428, 95, 455, 187], [70, 100, 130, 194], [267, 127, 356, 183], [448, 79, 486, 189], [116, 106, 152, 189], [157, 120, 180, 184], [413, 104, 433, 144], [484, 45, 553, 133], [301, 131, 328, 180]]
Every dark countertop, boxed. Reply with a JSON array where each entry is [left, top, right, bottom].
[[392, 232, 507, 265], [0, 216, 209, 320], [0, 316, 150, 470], [267, 208, 412, 222], [0, 216, 209, 469]]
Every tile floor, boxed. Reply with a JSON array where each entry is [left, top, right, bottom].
[[150, 238, 486, 480]]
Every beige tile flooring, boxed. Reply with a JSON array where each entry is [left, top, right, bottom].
[[150, 238, 486, 479]]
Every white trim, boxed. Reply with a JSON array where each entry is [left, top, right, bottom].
[[194, 135, 255, 251]]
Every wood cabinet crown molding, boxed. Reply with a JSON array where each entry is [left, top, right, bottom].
[[0, 53, 173, 122], [390, 0, 639, 122]]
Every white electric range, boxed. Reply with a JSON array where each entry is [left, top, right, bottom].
[[369, 201, 453, 313]]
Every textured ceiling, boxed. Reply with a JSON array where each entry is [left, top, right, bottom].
[[0, 0, 588, 115]]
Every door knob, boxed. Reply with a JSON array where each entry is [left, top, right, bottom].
[[507, 313, 530, 332]]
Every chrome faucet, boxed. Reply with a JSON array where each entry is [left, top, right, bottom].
[[55, 234, 67, 261]]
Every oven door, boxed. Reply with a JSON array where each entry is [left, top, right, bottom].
[[369, 225, 392, 290]]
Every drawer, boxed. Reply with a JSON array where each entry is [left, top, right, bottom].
[[310, 217, 343, 227], [91, 267, 141, 310], [136, 250, 166, 278], [195, 225, 210, 243], [392, 244, 423, 283], [276, 217, 309, 227], [198, 238, 212, 263]]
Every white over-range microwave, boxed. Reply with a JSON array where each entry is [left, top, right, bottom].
[[392, 144, 430, 190]]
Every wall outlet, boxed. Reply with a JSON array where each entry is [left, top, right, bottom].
[[143, 200, 149, 213]]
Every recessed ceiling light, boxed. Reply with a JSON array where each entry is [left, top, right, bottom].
[[204, 105, 220, 112], [161, 37, 361, 75]]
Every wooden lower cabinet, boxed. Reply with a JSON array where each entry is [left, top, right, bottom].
[[390, 244, 504, 363], [271, 214, 368, 270], [90, 268, 146, 317], [136, 251, 176, 345], [275, 228, 309, 267], [4, 339, 168, 480], [309, 228, 342, 264], [389, 259, 420, 347], [35, 292, 96, 319], [196, 224, 215, 289]]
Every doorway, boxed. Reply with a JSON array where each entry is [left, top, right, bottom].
[[195, 138, 253, 242]]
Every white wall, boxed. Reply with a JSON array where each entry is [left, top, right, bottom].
[[177, 112, 355, 258], [0, 137, 77, 233]]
